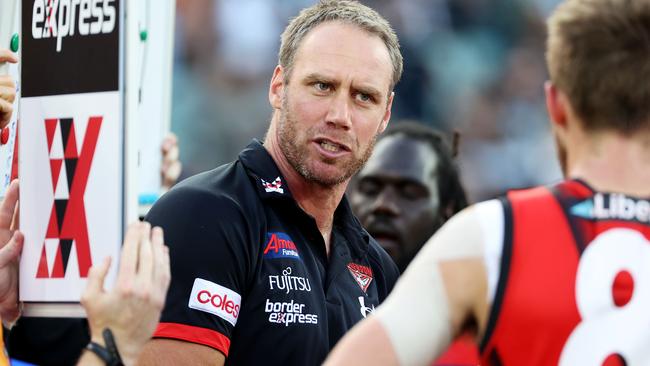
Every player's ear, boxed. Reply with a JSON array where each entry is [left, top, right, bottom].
[[269, 65, 285, 110], [545, 81, 568, 130]]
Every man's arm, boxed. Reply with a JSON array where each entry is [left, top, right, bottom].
[[326, 206, 491, 365], [138, 339, 225, 365], [138, 184, 256, 364]]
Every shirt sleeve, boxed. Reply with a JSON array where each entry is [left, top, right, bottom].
[[145, 184, 257, 357]]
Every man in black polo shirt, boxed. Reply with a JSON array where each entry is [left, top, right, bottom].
[[139, 1, 402, 365]]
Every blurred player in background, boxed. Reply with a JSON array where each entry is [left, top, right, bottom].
[[350, 121, 467, 273], [350, 121, 478, 366]]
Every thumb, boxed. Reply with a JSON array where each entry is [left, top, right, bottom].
[[0, 231, 23, 268], [0, 50, 18, 64], [84, 257, 112, 296]]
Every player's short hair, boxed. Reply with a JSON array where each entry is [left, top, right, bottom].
[[279, 0, 403, 91], [546, 0, 650, 134], [382, 121, 468, 220]]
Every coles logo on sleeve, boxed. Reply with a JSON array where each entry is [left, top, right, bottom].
[[263, 232, 300, 260], [188, 278, 242, 326]]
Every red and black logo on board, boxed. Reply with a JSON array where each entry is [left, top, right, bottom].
[[36, 116, 102, 278]]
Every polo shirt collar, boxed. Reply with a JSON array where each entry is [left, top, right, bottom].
[[239, 139, 371, 257], [239, 139, 293, 201]]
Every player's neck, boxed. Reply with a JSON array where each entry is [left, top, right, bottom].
[[265, 123, 347, 254], [569, 131, 650, 196]]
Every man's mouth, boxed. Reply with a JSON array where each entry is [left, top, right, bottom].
[[320, 140, 342, 152], [312, 138, 351, 159], [314, 138, 351, 152], [368, 229, 401, 253]]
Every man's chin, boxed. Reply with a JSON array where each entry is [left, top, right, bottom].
[[302, 162, 355, 187]]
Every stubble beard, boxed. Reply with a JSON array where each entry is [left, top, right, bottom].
[[277, 95, 378, 187]]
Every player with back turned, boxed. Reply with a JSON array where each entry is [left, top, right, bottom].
[[326, 0, 650, 364]]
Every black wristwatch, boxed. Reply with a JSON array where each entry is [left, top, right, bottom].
[[85, 328, 125, 366]]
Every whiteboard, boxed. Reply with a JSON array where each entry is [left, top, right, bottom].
[[134, 0, 176, 215], [19, 0, 126, 316]]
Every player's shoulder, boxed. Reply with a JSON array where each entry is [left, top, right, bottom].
[[418, 199, 505, 262], [152, 161, 260, 217], [145, 163, 263, 259]]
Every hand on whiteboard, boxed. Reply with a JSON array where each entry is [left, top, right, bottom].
[[0, 180, 23, 326], [161, 133, 182, 191], [80, 222, 171, 365], [0, 49, 18, 129]]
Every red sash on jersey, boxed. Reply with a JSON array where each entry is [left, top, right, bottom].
[[434, 332, 479, 366], [480, 180, 650, 366]]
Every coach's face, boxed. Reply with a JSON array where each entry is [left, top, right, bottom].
[[351, 135, 442, 271], [270, 21, 394, 187]]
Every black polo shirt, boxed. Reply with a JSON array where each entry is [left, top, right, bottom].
[[146, 140, 399, 365]]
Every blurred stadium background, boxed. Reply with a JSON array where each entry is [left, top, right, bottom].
[[171, 0, 563, 203]]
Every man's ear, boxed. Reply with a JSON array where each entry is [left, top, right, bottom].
[[378, 91, 394, 134], [269, 65, 285, 110], [545, 81, 568, 130]]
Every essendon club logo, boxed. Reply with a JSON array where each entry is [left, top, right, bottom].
[[263, 232, 300, 260], [347, 263, 373, 293], [261, 177, 284, 194], [35, 117, 102, 278]]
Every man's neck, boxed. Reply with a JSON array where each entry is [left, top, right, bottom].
[[264, 123, 348, 255], [569, 131, 650, 196]]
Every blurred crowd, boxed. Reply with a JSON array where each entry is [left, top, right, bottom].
[[172, 0, 563, 202]]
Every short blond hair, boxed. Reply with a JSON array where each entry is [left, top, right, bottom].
[[279, 0, 403, 91], [546, 0, 650, 133]]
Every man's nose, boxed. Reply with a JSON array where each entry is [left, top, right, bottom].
[[325, 92, 352, 131]]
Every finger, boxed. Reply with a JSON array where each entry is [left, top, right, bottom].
[[0, 98, 14, 129], [136, 222, 154, 286], [0, 76, 15, 87], [162, 162, 182, 189], [0, 180, 19, 229], [0, 50, 18, 64], [160, 133, 177, 153], [154, 244, 171, 308], [83, 257, 112, 298], [0, 85, 16, 104], [117, 222, 143, 284], [151, 227, 169, 290], [11, 202, 19, 231], [0, 231, 23, 267], [162, 144, 179, 165]]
